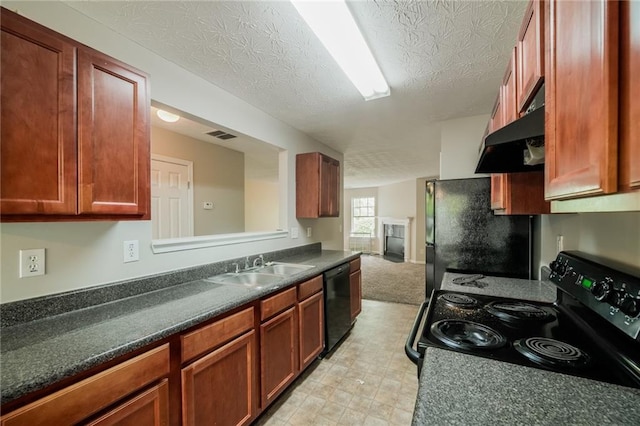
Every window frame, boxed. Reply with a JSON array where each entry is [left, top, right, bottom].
[[350, 196, 376, 237]]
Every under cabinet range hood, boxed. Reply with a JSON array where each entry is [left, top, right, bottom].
[[475, 86, 546, 174]]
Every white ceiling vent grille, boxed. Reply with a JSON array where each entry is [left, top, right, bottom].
[[206, 130, 237, 140]]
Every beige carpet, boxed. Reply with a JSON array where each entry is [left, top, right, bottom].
[[360, 254, 425, 305]]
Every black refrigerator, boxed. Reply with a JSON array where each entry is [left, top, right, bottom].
[[425, 178, 531, 300]]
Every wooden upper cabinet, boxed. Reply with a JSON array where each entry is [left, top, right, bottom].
[[0, 8, 150, 220], [544, 0, 619, 200], [517, 0, 544, 113], [296, 152, 340, 218], [489, 94, 503, 134], [493, 172, 550, 215], [490, 174, 507, 211], [620, 0, 640, 191], [0, 10, 77, 215], [78, 48, 150, 215], [501, 47, 519, 125]]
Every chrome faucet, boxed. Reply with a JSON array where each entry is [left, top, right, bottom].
[[231, 262, 240, 273], [244, 256, 250, 270], [253, 255, 264, 268]]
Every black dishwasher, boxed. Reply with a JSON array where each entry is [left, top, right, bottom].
[[322, 263, 352, 355]]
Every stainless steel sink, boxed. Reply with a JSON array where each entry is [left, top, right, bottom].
[[204, 262, 315, 289], [259, 262, 314, 276], [204, 272, 282, 289]]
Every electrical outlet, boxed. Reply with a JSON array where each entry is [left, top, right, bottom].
[[123, 240, 139, 263], [19, 248, 45, 278], [291, 227, 299, 239], [306, 227, 312, 237], [203, 201, 214, 210]]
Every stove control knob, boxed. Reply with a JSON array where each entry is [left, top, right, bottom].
[[620, 296, 640, 318], [550, 260, 566, 276], [592, 279, 612, 302], [610, 290, 626, 308]]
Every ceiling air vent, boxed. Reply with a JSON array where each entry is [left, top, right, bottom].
[[206, 130, 236, 140]]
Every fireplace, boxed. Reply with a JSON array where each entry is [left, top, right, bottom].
[[377, 217, 412, 262]]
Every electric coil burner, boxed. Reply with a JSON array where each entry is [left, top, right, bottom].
[[438, 293, 478, 309], [485, 301, 553, 324], [406, 251, 640, 389], [430, 320, 506, 350], [514, 337, 590, 369]]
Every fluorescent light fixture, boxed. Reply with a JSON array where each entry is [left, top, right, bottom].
[[156, 109, 180, 123], [291, 0, 390, 101]]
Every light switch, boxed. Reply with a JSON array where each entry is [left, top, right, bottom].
[[203, 201, 214, 210]]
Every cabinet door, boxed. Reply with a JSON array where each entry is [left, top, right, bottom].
[[490, 174, 506, 211], [260, 307, 298, 408], [495, 172, 550, 215], [517, 0, 544, 113], [620, 0, 640, 191], [502, 47, 518, 125], [319, 155, 340, 217], [0, 11, 77, 215], [299, 291, 324, 370], [182, 330, 256, 426], [0, 345, 170, 426], [77, 48, 150, 216], [86, 380, 169, 426], [349, 269, 362, 320], [545, 0, 619, 200], [488, 94, 503, 133]]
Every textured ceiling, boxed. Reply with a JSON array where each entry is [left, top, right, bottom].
[[65, 0, 527, 188]]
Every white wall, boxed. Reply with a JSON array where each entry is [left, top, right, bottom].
[[439, 114, 490, 180], [537, 212, 640, 273], [0, 1, 343, 303], [245, 180, 279, 233]]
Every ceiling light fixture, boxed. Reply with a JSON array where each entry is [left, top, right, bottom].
[[156, 109, 180, 123], [290, 0, 390, 101]]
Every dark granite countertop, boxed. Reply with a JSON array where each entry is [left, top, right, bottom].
[[440, 272, 557, 303], [413, 348, 640, 425], [0, 248, 359, 405]]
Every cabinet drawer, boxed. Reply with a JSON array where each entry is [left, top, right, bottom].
[[350, 257, 361, 273], [261, 287, 297, 321], [182, 307, 254, 363], [297, 276, 323, 301], [0, 344, 170, 426]]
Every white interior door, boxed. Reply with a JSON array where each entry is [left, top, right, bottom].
[[151, 155, 193, 239]]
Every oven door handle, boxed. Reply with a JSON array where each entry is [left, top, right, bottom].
[[405, 301, 429, 365]]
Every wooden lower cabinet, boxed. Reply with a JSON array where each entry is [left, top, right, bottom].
[[0, 345, 170, 426], [86, 380, 168, 426], [298, 291, 324, 370], [350, 269, 362, 320], [260, 307, 298, 408], [350, 257, 362, 321], [181, 330, 256, 426]]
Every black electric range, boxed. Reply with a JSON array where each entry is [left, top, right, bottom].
[[406, 251, 640, 389]]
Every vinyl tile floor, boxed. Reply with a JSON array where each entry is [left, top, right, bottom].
[[254, 299, 421, 426]]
